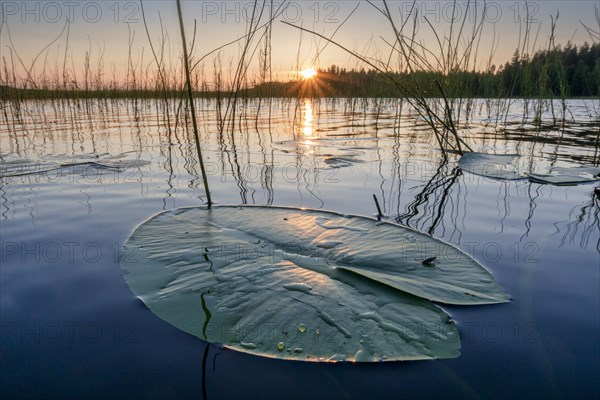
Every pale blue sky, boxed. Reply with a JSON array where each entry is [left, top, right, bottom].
[[1, 1, 597, 85]]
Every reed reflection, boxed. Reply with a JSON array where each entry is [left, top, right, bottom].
[[0, 97, 599, 253]]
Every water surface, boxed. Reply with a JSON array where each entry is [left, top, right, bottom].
[[1, 98, 599, 399]]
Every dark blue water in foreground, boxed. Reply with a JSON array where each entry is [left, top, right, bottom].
[[1, 99, 599, 399]]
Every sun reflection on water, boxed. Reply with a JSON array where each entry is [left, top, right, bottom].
[[303, 99, 314, 138], [301, 99, 318, 151]]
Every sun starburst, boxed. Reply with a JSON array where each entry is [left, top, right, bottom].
[[300, 68, 317, 80]]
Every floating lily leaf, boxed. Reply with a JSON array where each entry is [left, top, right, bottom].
[[121, 206, 508, 362], [0, 157, 149, 178], [0, 159, 61, 178], [458, 152, 600, 185], [528, 166, 600, 185], [457, 152, 525, 180]]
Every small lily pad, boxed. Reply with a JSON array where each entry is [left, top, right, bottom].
[[528, 166, 600, 185], [458, 152, 525, 180], [121, 206, 508, 362], [458, 152, 600, 185], [0, 157, 150, 178]]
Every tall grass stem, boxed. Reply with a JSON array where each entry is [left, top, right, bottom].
[[176, 0, 213, 207]]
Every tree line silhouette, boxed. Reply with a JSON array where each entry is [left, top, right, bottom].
[[3, 42, 598, 100], [258, 41, 599, 99]]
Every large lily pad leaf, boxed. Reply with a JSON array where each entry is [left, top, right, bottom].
[[122, 206, 508, 362]]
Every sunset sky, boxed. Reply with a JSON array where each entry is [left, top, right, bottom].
[[1, 1, 598, 85]]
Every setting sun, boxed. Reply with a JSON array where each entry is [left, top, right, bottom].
[[301, 68, 317, 80]]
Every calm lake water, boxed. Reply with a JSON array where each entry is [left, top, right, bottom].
[[1, 98, 599, 399]]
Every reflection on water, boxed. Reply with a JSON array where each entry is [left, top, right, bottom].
[[1, 97, 598, 247], [1, 97, 599, 398], [1, 97, 598, 244], [303, 99, 314, 139]]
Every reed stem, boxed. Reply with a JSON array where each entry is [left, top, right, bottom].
[[373, 194, 383, 220], [176, 0, 213, 208]]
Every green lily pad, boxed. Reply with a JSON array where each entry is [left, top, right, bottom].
[[121, 206, 508, 362]]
